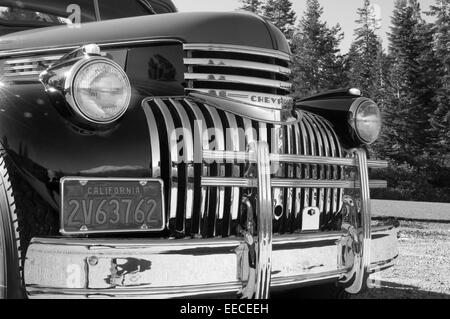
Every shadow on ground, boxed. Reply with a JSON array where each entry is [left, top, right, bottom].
[[354, 281, 450, 299]]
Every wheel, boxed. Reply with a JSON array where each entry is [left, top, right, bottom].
[[0, 148, 58, 299]]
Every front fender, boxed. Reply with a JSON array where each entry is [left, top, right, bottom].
[[0, 82, 152, 209]]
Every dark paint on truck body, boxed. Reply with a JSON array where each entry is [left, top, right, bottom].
[[0, 12, 290, 55]]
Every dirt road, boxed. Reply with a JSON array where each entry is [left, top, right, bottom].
[[354, 220, 450, 299]]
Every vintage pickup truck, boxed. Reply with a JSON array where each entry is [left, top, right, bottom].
[[0, 0, 398, 299]]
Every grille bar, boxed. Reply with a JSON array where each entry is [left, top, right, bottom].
[[205, 105, 226, 237], [183, 43, 291, 61], [202, 151, 388, 168], [285, 122, 295, 232], [225, 112, 242, 235], [169, 99, 195, 235], [272, 124, 285, 233], [3, 55, 62, 77], [201, 177, 387, 189], [184, 58, 292, 75], [184, 99, 210, 236], [184, 73, 292, 91], [142, 97, 387, 238], [152, 99, 180, 235]]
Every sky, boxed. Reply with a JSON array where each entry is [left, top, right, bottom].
[[172, 0, 436, 53]]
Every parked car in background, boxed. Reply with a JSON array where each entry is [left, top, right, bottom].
[[0, 0, 398, 299]]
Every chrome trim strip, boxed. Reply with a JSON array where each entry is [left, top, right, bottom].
[[305, 113, 325, 215], [0, 39, 183, 58], [317, 116, 335, 214], [201, 178, 252, 188], [312, 114, 332, 215], [255, 142, 273, 299], [142, 104, 161, 179], [93, 0, 101, 20], [205, 106, 226, 236], [183, 58, 292, 75], [285, 124, 295, 228], [201, 177, 386, 189], [259, 123, 268, 143], [189, 93, 300, 125], [271, 271, 344, 288], [225, 112, 242, 230], [202, 150, 388, 168], [27, 283, 243, 299], [320, 118, 339, 214], [341, 149, 372, 294], [27, 224, 393, 249], [302, 114, 319, 211], [183, 43, 292, 61], [299, 119, 311, 221], [273, 231, 345, 245], [243, 118, 256, 146], [152, 99, 179, 233], [4, 55, 63, 65], [4, 71, 42, 77], [322, 119, 344, 212], [185, 89, 293, 110], [184, 99, 210, 236], [272, 125, 285, 226], [358, 149, 372, 290], [170, 99, 195, 234], [4, 65, 41, 71], [293, 121, 304, 221], [184, 73, 292, 90], [272, 179, 386, 189]]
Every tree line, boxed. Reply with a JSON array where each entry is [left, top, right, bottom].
[[240, 0, 450, 202]]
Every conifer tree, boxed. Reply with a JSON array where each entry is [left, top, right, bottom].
[[262, 0, 297, 39], [347, 0, 384, 99], [239, 0, 263, 14], [381, 0, 439, 166], [291, 0, 348, 97], [428, 0, 450, 157]]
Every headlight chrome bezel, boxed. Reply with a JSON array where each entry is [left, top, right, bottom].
[[64, 56, 131, 125], [349, 97, 382, 145]]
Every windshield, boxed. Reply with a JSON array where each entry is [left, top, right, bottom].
[[0, 6, 72, 26]]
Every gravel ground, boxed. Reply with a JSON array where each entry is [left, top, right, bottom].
[[354, 220, 450, 299]]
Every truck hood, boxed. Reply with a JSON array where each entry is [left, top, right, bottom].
[[0, 11, 290, 54]]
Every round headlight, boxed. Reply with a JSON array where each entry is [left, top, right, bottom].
[[351, 100, 382, 144], [70, 59, 131, 124]]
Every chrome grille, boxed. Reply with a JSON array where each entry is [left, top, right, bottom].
[[183, 44, 292, 109], [3, 55, 62, 77], [143, 97, 347, 238]]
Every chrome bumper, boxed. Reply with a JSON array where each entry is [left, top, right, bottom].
[[24, 223, 398, 299]]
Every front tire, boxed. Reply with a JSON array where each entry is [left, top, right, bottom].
[[0, 152, 24, 299], [0, 148, 59, 299]]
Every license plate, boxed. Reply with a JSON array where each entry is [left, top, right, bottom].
[[60, 178, 165, 235]]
